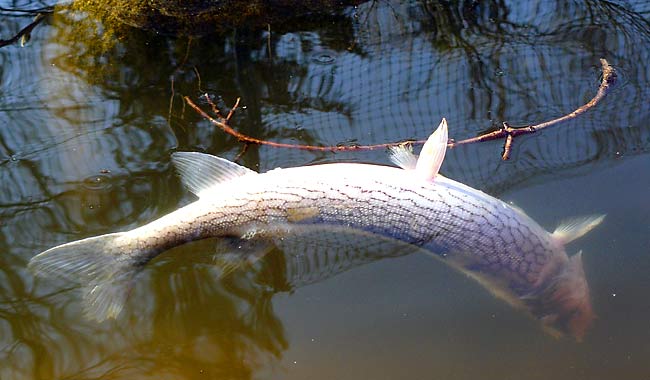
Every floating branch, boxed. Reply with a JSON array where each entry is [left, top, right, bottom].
[[449, 59, 617, 159], [184, 96, 420, 152], [185, 59, 616, 160]]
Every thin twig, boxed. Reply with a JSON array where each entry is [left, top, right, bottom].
[[234, 143, 251, 161], [168, 76, 175, 124], [267, 23, 272, 60], [185, 59, 616, 159], [168, 38, 193, 125], [225, 97, 240, 121], [0, 12, 48, 48], [185, 94, 420, 151], [203, 94, 226, 119], [193, 66, 204, 93]]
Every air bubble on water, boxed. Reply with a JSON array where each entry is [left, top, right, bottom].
[[82, 174, 112, 191], [311, 50, 337, 65]]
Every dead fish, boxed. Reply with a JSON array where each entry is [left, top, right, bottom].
[[29, 119, 604, 339]]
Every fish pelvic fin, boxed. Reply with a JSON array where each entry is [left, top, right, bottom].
[[551, 214, 606, 245], [415, 118, 448, 181], [172, 152, 257, 197], [211, 237, 275, 277], [29, 233, 141, 322]]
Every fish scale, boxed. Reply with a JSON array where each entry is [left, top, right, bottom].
[[129, 167, 559, 293]]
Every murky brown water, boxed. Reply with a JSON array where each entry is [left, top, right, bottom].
[[1, 1, 650, 379]]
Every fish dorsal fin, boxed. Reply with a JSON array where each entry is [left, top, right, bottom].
[[551, 215, 606, 245], [415, 118, 448, 181], [388, 145, 418, 170], [171, 152, 256, 197]]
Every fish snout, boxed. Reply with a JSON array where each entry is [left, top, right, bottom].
[[526, 252, 594, 341]]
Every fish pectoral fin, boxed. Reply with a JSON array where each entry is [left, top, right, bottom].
[[270, 225, 422, 289], [415, 118, 448, 182], [388, 144, 418, 170], [551, 214, 606, 245], [212, 238, 275, 277], [171, 152, 257, 197]]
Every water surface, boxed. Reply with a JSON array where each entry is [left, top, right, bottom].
[[1, 1, 649, 379]]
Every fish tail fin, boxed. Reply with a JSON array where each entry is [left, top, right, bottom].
[[28, 232, 142, 322]]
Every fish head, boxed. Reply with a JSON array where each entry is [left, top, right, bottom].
[[527, 251, 595, 341]]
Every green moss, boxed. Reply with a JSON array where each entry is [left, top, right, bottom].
[[64, 0, 362, 37]]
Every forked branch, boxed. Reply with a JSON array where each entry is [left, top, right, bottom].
[[185, 59, 616, 160], [449, 59, 616, 159]]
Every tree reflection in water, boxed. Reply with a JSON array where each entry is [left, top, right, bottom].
[[1, 0, 650, 378]]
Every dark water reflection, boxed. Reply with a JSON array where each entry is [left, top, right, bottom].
[[1, 0, 650, 378]]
